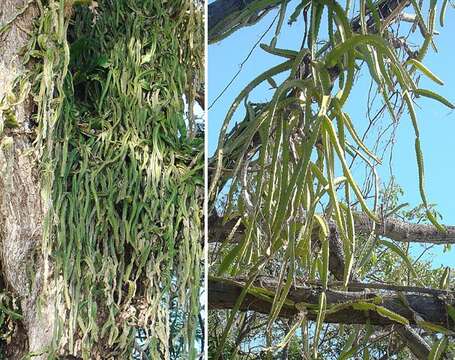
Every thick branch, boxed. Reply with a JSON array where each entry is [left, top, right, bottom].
[[209, 277, 455, 331], [208, 0, 283, 44], [209, 212, 455, 245], [209, 211, 455, 305], [208, 211, 353, 282], [308, 281, 453, 296], [396, 326, 431, 360], [196, 87, 205, 109], [354, 213, 455, 244]]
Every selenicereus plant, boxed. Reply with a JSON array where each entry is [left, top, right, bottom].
[[208, 0, 455, 359]]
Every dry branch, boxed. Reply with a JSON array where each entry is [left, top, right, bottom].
[[208, 0, 283, 43], [209, 212, 455, 245], [396, 325, 431, 360]]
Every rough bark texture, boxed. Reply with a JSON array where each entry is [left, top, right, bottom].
[[396, 325, 431, 360], [208, 213, 446, 359], [208, 0, 283, 44], [354, 213, 455, 244], [0, 1, 55, 358], [209, 277, 455, 330], [209, 211, 455, 245]]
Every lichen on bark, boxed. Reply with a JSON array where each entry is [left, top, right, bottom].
[[0, 1, 57, 359]]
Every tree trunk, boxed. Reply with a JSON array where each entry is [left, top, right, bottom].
[[0, 1, 57, 358]]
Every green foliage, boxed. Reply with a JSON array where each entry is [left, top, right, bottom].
[[3, 0, 204, 358], [209, 0, 454, 358], [0, 287, 23, 357]]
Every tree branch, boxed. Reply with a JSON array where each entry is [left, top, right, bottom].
[[208, 211, 354, 283], [209, 212, 455, 245], [308, 281, 454, 296], [208, 0, 283, 44], [208, 2, 440, 358], [354, 213, 455, 244], [209, 277, 455, 331], [196, 87, 205, 110], [396, 325, 431, 360]]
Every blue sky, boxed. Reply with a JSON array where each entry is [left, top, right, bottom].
[[208, 1, 455, 267]]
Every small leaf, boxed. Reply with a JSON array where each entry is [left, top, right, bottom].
[[260, 43, 299, 59], [352, 301, 376, 311], [446, 305, 455, 323], [417, 320, 452, 335], [313, 214, 329, 238], [440, 0, 449, 27], [217, 243, 242, 275], [313, 292, 327, 357]]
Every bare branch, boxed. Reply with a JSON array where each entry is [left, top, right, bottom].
[[208, 0, 283, 44], [354, 213, 455, 244], [209, 212, 455, 245], [396, 326, 431, 360], [308, 281, 454, 297]]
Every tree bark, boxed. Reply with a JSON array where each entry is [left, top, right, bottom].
[[208, 0, 283, 44], [209, 277, 455, 330], [209, 211, 455, 245], [354, 213, 455, 244], [396, 325, 431, 360], [0, 1, 57, 358]]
